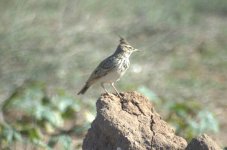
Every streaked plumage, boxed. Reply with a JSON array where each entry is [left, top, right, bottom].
[[78, 37, 138, 96]]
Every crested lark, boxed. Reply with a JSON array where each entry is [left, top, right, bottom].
[[77, 37, 138, 96]]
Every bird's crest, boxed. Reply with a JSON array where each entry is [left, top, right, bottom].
[[119, 36, 129, 45]]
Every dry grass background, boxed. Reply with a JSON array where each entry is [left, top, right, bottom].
[[0, 0, 227, 148]]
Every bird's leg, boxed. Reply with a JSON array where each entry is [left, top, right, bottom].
[[101, 83, 109, 94], [111, 83, 122, 98]]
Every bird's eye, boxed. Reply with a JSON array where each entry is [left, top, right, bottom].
[[127, 46, 132, 50]]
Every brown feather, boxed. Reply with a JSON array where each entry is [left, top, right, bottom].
[[77, 84, 90, 95]]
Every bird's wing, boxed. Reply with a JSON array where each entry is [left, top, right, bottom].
[[87, 56, 119, 84]]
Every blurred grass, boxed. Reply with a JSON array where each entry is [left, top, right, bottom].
[[0, 0, 227, 149]]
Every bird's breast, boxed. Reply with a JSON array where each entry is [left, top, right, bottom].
[[119, 58, 130, 72], [98, 58, 130, 83]]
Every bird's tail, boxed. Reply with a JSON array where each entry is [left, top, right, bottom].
[[77, 83, 90, 95]]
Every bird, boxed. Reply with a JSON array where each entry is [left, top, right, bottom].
[[77, 37, 139, 97]]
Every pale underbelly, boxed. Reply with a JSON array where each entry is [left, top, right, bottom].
[[97, 69, 126, 83]]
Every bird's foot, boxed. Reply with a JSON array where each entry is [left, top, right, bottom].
[[114, 92, 123, 99]]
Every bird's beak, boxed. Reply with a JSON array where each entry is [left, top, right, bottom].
[[134, 49, 140, 52]]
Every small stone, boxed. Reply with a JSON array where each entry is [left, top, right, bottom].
[[186, 134, 221, 150]]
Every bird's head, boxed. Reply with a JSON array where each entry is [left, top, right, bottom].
[[115, 37, 139, 55]]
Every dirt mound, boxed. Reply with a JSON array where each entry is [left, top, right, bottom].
[[83, 91, 187, 150]]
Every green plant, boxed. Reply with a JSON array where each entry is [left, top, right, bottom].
[[0, 81, 91, 149]]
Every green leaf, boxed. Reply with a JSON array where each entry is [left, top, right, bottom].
[[138, 86, 160, 103], [3, 126, 14, 144], [32, 139, 50, 149], [48, 135, 73, 150], [52, 94, 81, 113], [42, 109, 64, 128], [197, 110, 219, 133], [13, 130, 22, 141], [29, 128, 42, 140], [58, 135, 73, 150], [48, 136, 58, 148]]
